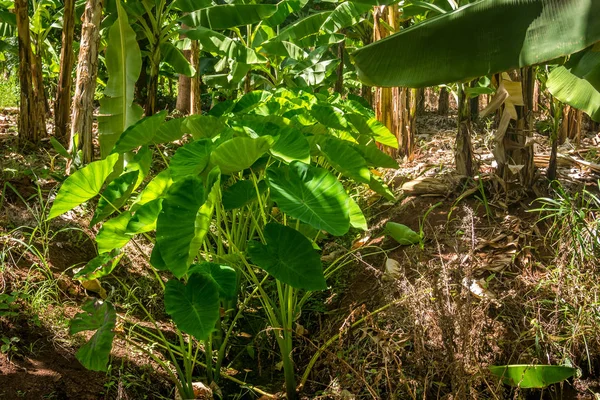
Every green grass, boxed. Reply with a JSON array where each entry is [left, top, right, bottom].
[[0, 73, 19, 108]]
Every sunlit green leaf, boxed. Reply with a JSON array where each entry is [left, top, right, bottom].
[[70, 300, 116, 372]]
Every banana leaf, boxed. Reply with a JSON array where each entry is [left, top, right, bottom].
[[184, 27, 266, 64], [352, 0, 600, 87], [98, 1, 143, 157], [181, 4, 278, 29], [321, 2, 371, 33]]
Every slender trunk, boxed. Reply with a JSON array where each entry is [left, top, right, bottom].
[[438, 86, 449, 115], [145, 45, 160, 116], [532, 77, 540, 113], [560, 105, 583, 146], [70, 0, 103, 164], [176, 49, 192, 114], [334, 39, 345, 95], [190, 40, 202, 115], [15, 0, 47, 147], [469, 80, 479, 120], [547, 134, 558, 181], [455, 86, 475, 176], [417, 87, 425, 115], [54, 0, 76, 145], [498, 67, 536, 187], [373, 6, 414, 159]]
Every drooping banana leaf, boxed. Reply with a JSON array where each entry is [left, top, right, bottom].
[[98, 1, 143, 157], [264, 0, 309, 27], [352, 0, 600, 87], [160, 42, 195, 77], [321, 1, 371, 33], [547, 46, 600, 121], [275, 12, 332, 42], [184, 27, 266, 64], [181, 4, 278, 29], [174, 0, 213, 12]]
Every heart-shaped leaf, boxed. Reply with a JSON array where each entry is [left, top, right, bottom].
[[70, 300, 116, 372], [92, 170, 139, 225], [169, 139, 213, 180], [210, 136, 274, 175], [188, 262, 237, 300], [248, 223, 326, 290], [267, 161, 351, 236], [164, 273, 220, 341]]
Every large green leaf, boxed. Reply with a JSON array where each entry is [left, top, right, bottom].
[[319, 137, 371, 184], [164, 273, 220, 341], [96, 212, 134, 254], [126, 198, 163, 234], [321, 2, 371, 33], [70, 300, 116, 372], [547, 47, 600, 121], [156, 176, 206, 278], [185, 27, 266, 64], [232, 90, 273, 114], [267, 161, 351, 236], [248, 223, 326, 290], [188, 262, 237, 300], [185, 115, 228, 140], [270, 127, 311, 164], [161, 42, 195, 77], [153, 117, 186, 144], [210, 136, 274, 175], [189, 167, 221, 261], [352, 0, 600, 87], [275, 12, 332, 42], [310, 104, 348, 130], [169, 139, 213, 180], [346, 113, 398, 149], [98, 2, 144, 157], [111, 111, 167, 154], [48, 153, 120, 220], [353, 142, 399, 169], [348, 197, 367, 231], [91, 171, 139, 225], [489, 365, 577, 388], [174, 0, 212, 12], [133, 170, 173, 208], [181, 4, 278, 29]]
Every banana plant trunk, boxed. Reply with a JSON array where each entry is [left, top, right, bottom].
[[438, 86, 449, 115], [334, 39, 345, 95], [54, 0, 76, 145], [70, 0, 103, 164], [373, 6, 415, 159], [15, 0, 47, 146], [456, 86, 475, 176], [498, 67, 536, 187], [145, 43, 161, 116], [190, 40, 202, 115]]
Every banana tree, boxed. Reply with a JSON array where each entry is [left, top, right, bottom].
[[351, 0, 600, 186]]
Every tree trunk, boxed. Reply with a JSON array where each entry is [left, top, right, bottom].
[[145, 45, 160, 116], [438, 86, 449, 115], [190, 40, 202, 115], [373, 6, 415, 159], [417, 87, 425, 115], [15, 0, 47, 147], [455, 86, 475, 176], [54, 0, 76, 145], [498, 67, 536, 187], [176, 49, 192, 114], [70, 0, 103, 164], [334, 39, 345, 95], [559, 105, 583, 146]]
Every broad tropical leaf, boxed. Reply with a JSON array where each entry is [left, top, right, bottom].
[[164, 273, 220, 341], [267, 161, 352, 236], [98, 2, 144, 156], [352, 0, 600, 87], [248, 222, 326, 290], [126, 198, 163, 234], [188, 262, 237, 300], [111, 111, 167, 154], [319, 137, 371, 184], [270, 127, 311, 164], [169, 139, 213, 180], [321, 2, 371, 33], [161, 43, 195, 77], [210, 136, 274, 175], [48, 153, 120, 220], [96, 212, 134, 254], [185, 27, 266, 64], [156, 176, 206, 278], [92, 171, 139, 225], [133, 170, 173, 208], [70, 300, 116, 372], [489, 365, 577, 388], [181, 4, 279, 29]]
